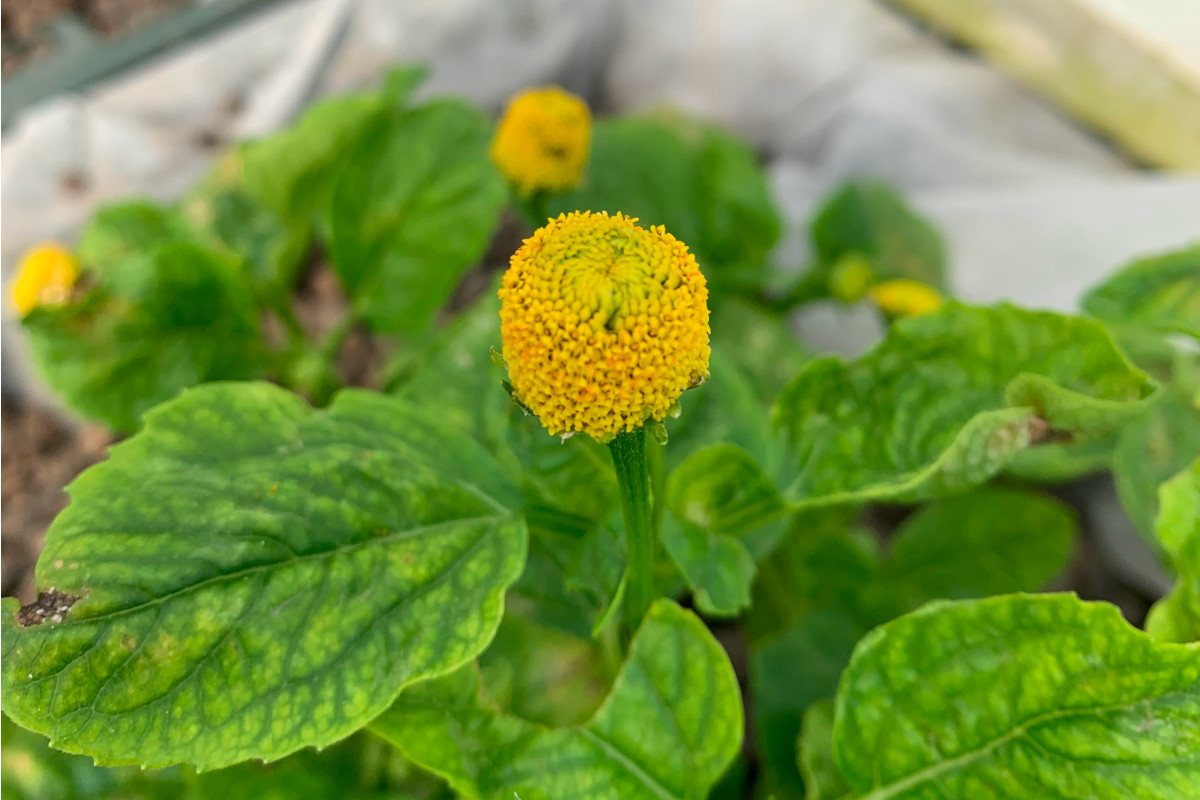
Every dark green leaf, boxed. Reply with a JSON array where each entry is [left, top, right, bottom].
[[327, 99, 506, 333], [809, 182, 946, 293], [884, 487, 1075, 612], [22, 242, 264, 431], [797, 699, 849, 800], [774, 303, 1157, 508], [834, 594, 1200, 799], [371, 599, 743, 800], [1, 383, 527, 769], [550, 114, 781, 289], [1083, 245, 1200, 338]]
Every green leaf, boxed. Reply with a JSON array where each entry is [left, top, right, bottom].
[[1113, 390, 1200, 537], [797, 699, 849, 800], [774, 303, 1157, 508], [1, 383, 527, 769], [809, 181, 946, 292], [1147, 457, 1200, 642], [76, 201, 199, 272], [478, 613, 610, 728], [662, 445, 788, 616], [550, 114, 781, 289], [1082, 245, 1200, 338], [185, 180, 309, 293], [371, 599, 743, 800], [884, 487, 1075, 612], [1002, 434, 1115, 483], [750, 606, 869, 800], [709, 297, 812, 406], [834, 593, 1200, 799], [327, 98, 507, 334], [241, 90, 391, 240], [21, 241, 264, 432]]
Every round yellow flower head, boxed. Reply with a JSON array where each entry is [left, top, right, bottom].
[[11, 243, 79, 316], [868, 279, 944, 318], [499, 211, 710, 441], [491, 87, 591, 195]]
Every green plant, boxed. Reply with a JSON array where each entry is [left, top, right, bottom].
[[5, 66, 1200, 800]]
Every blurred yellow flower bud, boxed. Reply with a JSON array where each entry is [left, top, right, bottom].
[[868, 279, 944, 319], [491, 87, 591, 195], [828, 252, 875, 303], [11, 244, 79, 316], [499, 211, 710, 441]]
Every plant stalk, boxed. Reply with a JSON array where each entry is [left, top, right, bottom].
[[609, 426, 655, 631]]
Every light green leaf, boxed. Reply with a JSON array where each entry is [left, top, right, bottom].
[[1082, 245, 1200, 338], [774, 303, 1157, 508], [709, 297, 812, 406], [327, 98, 506, 334], [1003, 434, 1115, 483], [834, 593, 1200, 799], [76, 201, 199, 272], [21, 241, 264, 432], [662, 445, 788, 616], [1, 383, 527, 769], [371, 599, 743, 800], [241, 87, 393, 240], [1113, 390, 1200, 537], [797, 699, 849, 800], [809, 181, 946, 292], [1147, 457, 1200, 642], [550, 114, 781, 289], [885, 487, 1075, 611]]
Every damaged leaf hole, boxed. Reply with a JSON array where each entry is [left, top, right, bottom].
[[17, 588, 80, 627]]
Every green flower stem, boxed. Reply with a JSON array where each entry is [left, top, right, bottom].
[[514, 189, 551, 230], [609, 426, 656, 630]]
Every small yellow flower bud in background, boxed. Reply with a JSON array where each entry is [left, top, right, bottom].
[[868, 278, 944, 319], [11, 244, 79, 316], [491, 87, 591, 195], [499, 211, 710, 441], [828, 252, 875, 303]]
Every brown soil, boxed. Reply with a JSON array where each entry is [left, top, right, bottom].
[[1, 402, 112, 603], [2, 0, 193, 77]]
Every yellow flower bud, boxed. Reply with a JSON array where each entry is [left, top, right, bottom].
[[499, 211, 710, 441], [491, 87, 591, 195], [11, 243, 79, 316], [868, 279, 944, 318], [828, 252, 875, 303]]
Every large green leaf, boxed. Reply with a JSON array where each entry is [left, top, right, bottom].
[[808, 181, 946, 294], [1, 383, 527, 769], [1082, 245, 1200, 338], [774, 303, 1157, 507], [1147, 457, 1200, 642], [549, 114, 781, 289], [371, 599, 743, 800], [327, 98, 506, 334], [1113, 390, 1200, 537], [884, 487, 1075, 611], [834, 594, 1200, 799], [22, 241, 264, 432]]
